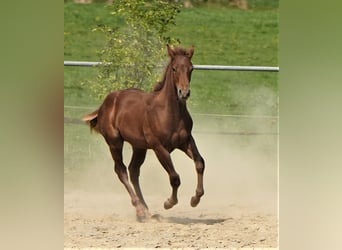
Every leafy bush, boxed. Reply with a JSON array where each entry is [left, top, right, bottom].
[[91, 0, 181, 99]]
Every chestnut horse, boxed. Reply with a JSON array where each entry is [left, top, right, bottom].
[[83, 45, 205, 221]]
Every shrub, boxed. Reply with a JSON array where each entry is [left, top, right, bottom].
[[91, 0, 181, 99]]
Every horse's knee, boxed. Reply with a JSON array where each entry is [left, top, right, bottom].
[[170, 174, 181, 188], [196, 158, 205, 174], [114, 163, 128, 181]]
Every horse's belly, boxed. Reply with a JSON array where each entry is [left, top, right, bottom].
[[126, 137, 148, 149], [120, 127, 148, 149], [170, 129, 189, 147]]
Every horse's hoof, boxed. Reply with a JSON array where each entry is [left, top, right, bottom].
[[136, 212, 151, 222], [190, 196, 200, 207], [136, 209, 151, 222], [136, 215, 148, 222], [164, 199, 177, 209]]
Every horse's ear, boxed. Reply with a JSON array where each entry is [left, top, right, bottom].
[[188, 45, 194, 59], [167, 44, 175, 59]]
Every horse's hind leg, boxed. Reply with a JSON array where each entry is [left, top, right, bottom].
[[106, 138, 147, 220], [180, 135, 205, 207], [128, 148, 149, 215]]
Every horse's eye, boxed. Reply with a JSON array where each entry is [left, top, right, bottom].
[[172, 67, 176, 72]]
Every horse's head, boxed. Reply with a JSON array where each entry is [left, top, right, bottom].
[[167, 45, 194, 101]]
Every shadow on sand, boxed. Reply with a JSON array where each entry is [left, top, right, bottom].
[[163, 216, 226, 225]]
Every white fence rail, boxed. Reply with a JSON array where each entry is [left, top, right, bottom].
[[64, 61, 279, 72]]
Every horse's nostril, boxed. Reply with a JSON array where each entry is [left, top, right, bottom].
[[178, 88, 190, 99]]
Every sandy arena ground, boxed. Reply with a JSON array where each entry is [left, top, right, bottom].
[[64, 191, 277, 249], [65, 133, 278, 249]]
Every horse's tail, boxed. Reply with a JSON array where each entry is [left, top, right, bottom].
[[82, 109, 100, 133]]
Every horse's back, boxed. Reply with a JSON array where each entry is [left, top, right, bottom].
[[99, 88, 147, 116]]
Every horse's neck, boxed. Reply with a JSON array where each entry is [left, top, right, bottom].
[[157, 75, 187, 116]]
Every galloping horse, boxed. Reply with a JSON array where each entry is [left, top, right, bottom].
[[83, 45, 205, 221]]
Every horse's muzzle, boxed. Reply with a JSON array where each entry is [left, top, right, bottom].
[[177, 88, 191, 100]]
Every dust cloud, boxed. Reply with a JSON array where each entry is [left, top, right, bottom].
[[66, 106, 277, 216], [64, 84, 278, 248]]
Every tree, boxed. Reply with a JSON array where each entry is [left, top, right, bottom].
[[91, 0, 181, 99]]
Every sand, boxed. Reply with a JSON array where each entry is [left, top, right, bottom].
[[65, 131, 278, 249], [64, 190, 277, 249]]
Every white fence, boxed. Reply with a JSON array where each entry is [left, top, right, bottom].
[[64, 61, 279, 72]]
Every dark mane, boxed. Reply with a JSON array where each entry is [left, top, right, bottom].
[[153, 81, 164, 92], [153, 62, 172, 92], [153, 47, 191, 92]]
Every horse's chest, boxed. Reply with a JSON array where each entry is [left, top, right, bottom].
[[145, 109, 192, 148]]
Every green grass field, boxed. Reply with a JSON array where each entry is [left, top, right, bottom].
[[64, 2, 278, 183]]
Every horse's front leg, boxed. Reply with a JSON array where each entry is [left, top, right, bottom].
[[153, 144, 180, 209], [180, 135, 205, 207]]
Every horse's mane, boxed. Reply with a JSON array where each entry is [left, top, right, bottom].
[[153, 81, 164, 92], [153, 47, 191, 92]]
